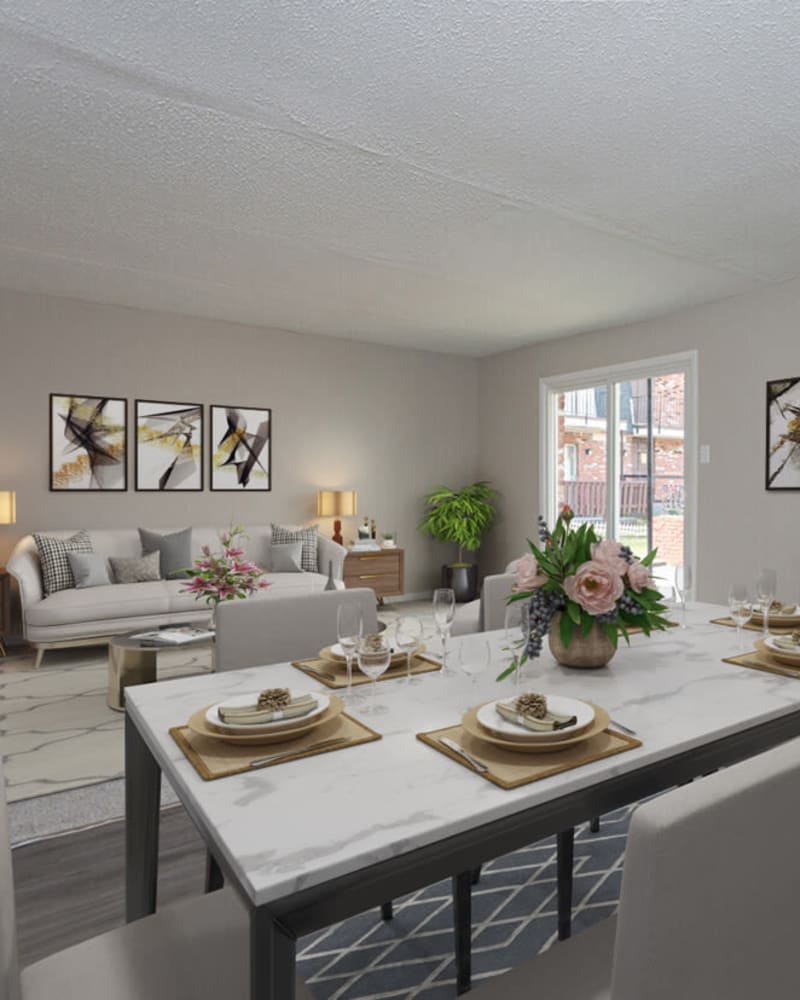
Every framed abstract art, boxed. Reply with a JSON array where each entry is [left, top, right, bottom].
[[50, 394, 127, 491], [766, 377, 800, 490], [135, 399, 204, 491], [210, 404, 271, 491]]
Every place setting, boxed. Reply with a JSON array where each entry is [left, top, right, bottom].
[[714, 575, 800, 679], [170, 685, 381, 780], [417, 688, 641, 790]]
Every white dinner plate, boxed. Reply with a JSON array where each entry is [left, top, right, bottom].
[[476, 694, 595, 742], [765, 636, 800, 659], [205, 690, 329, 734], [327, 642, 421, 665]]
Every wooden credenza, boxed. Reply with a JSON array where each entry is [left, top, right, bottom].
[[343, 548, 404, 602]]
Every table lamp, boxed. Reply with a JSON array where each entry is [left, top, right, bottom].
[[0, 491, 16, 525], [317, 489, 357, 545]]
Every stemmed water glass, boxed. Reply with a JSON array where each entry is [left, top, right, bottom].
[[504, 600, 531, 686], [337, 601, 363, 697], [433, 588, 456, 673], [674, 564, 693, 629], [728, 584, 753, 651], [457, 635, 491, 708], [356, 633, 392, 714], [395, 616, 424, 684], [756, 568, 777, 639]]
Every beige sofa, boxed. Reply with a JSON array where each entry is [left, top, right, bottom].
[[7, 525, 346, 667]]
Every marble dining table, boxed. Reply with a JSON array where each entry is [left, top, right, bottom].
[[124, 603, 800, 999]]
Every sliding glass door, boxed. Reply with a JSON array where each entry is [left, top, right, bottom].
[[543, 353, 696, 587]]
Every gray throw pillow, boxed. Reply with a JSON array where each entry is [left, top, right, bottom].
[[268, 541, 304, 573], [33, 530, 93, 596], [138, 527, 192, 580], [270, 524, 319, 573], [67, 551, 112, 589], [109, 550, 161, 584]]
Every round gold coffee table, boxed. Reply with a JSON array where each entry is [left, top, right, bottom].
[[107, 631, 215, 711]]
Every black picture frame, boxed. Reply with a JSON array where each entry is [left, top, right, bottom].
[[49, 393, 128, 492], [766, 377, 800, 491], [209, 404, 272, 492], [134, 399, 205, 492]]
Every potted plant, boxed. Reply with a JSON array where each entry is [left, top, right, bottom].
[[418, 481, 498, 602], [381, 531, 396, 548]]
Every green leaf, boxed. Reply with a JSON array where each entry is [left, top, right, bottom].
[[618, 620, 631, 646], [560, 611, 575, 647], [566, 600, 581, 625], [496, 663, 517, 681], [602, 623, 619, 648], [640, 549, 658, 567], [580, 611, 594, 637]]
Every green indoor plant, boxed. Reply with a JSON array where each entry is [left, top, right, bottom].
[[418, 480, 498, 601]]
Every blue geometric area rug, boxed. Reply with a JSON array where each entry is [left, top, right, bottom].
[[298, 805, 634, 999]]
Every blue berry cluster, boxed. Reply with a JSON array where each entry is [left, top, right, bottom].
[[526, 588, 565, 658], [619, 545, 635, 564], [596, 609, 618, 624], [619, 593, 643, 616], [536, 514, 550, 544]]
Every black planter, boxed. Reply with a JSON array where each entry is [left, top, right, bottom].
[[441, 564, 478, 603]]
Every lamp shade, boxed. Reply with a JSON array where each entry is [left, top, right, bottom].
[[317, 489, 357, 518], [0, 491, 15, 525]]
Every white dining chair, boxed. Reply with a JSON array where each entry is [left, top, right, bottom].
[[214, 588, 378, 670], [0, 756, 312, 1000], [470, 735, 800, 999]]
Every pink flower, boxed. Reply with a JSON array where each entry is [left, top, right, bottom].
[[563, 560, 624, 615], [590, 539, 628, 577], [224, 546, 245, 559], [257, 579, 272, 590], [516, 553, 548, 590], [201, 545, 211, 557], [627, 559, 651, 594]]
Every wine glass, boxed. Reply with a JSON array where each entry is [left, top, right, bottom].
[[395, 616, 423, 684], [504, 601, 530, 685], [674, 564, 693, 629], [756, 568, 777, 638], [728, 584, 753, 651], [356, 633, 392, 714], [337, 601, 363, 697], [457, 635, 490, 707], [433, 588, 456, 673]]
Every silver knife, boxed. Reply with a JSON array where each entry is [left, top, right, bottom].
[[440, 737, 489, 773], [249, 736, 348, 768], [610, 718, 637, 736]]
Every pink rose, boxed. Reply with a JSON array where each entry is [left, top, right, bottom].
[[516, 553, 548, 590], [590, 539, 628, 577], [626, 559, 651, 594], [563, 560, 624, 615]]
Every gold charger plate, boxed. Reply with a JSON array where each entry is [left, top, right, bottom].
[[461, 702, 611, 754], [187, 696, 344, 745], [319, 644, 425, 669], [755, 638, 800, 670]]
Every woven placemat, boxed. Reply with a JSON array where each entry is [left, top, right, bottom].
[[292, 653, 441, 689], [417, 723, 640, 790], [722, 648, 800, 680], [171, 712, 381, 780], [711, 617, 797, 634]]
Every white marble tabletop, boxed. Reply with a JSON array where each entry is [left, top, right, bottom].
[[125, 603, 800, 908]]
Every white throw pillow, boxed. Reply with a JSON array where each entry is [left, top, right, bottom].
[[67, 552, 112, 589]]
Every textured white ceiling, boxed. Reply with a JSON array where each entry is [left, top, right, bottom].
[[1, 1, 799, 355]]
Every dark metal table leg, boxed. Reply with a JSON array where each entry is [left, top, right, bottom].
[[252, 906, 297, 1000], [125, 713, 161, 922], [205, 851, 224, 893], [471, 865, 482, 885], [557, 828, 575, 941], [453, 870, 472, 994], [381, 901, 393, 920], [590, 816, 600, 833]]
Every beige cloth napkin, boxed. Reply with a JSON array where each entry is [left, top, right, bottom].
[[218, 693, 317, 725], [495, 700, 578, 733]]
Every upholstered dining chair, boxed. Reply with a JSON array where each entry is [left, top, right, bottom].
[[469, 735, 800, 999], [214, 587, 378, 671], [0, 756, 312, 1000]]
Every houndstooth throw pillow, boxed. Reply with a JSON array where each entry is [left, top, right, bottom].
[[270, 524, 319, 573], [33, 530, 93, 596]]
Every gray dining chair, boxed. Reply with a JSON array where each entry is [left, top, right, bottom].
[[214, 588, 378, 670], [470, 735, 800, 999], [0, 755, 312, 1000]]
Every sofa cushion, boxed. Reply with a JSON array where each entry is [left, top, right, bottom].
[[271, 524, 318, 572], [26, 582, 173, 627], [109, 551, 161, 584], [67, 552, 112, 589], [139, 527, 192, 579], [33, 530, 93, 596], [268, 541, 304, 573]]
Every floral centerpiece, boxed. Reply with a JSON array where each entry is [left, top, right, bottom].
[[182, 525, 270, 622], [499, 506, 668, 677]]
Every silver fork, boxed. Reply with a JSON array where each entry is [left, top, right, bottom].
[[249, 737, 347, 768]]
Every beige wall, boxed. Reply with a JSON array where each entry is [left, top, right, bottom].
[[0, 289, 479, 599], [478, 277, 800, 604]]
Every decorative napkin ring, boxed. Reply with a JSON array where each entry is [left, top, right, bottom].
[[792, 631, 800, 644], [515, 692, 547, 719], [257, 688, 291, 711]]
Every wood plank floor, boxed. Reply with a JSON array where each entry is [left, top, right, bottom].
[[12, 806, 207, 966]]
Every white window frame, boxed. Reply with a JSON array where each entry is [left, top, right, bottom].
[[539, 350, 698, 578]]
